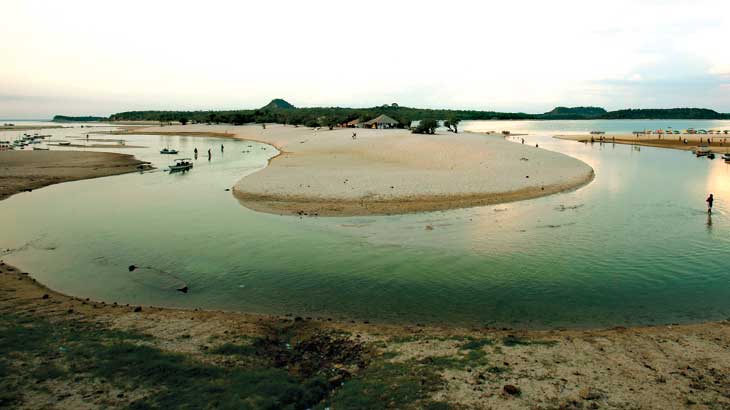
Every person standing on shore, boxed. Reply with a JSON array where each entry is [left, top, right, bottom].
[[707, 193, 714, 214]]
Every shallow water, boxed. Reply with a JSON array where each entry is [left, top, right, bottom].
[[2, 122, 730, 329]]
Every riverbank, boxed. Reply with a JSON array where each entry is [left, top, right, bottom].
[[125, 124, 595, 216], [3, 138, 730, 409], [0, 151, 148, 200], [556, 133, 730, 153], [4, 259, 730, 409]]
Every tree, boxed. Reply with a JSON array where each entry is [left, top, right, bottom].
[[412, 118, 438, 135], [179, 117, 189, 125], [444, 116, 460, 133]]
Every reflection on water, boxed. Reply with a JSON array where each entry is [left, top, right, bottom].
[[2, 123, 730, 329]]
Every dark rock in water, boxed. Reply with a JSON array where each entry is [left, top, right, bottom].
[[294, 316, 303, 322], [42, 294, 49, 300], [177, 286, 189, 293], [503, 384, 521, 396], [133, 306, 142, 312], [128, 265, 137, 272]]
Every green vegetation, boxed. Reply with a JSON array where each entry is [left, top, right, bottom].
[[599, 108, 729, 120], [52, 115, 107, 122], [502, 335, 558, 347], [412, 118, 438, 134], [540, 106, 607, 119], [103, 99, 730, 127], [458, 337, 493, 350], [1, 312, 456, 409], [0, 314, 329, 409], [443, 116, 461, 133], [320, 360, 448, 410]]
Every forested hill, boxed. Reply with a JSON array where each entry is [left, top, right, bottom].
[[541, 106, 608, 119], [600, 108, 730, 120], [53, 115, 108, 122], [105, 100, 730, 126]]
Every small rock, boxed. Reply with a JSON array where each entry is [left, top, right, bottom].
[[503, 384, 521, 396], [177, 286, 189, 293], [133, 306, 142, 312], [579, 387, 606, 401], [42, 294, 49, 300]]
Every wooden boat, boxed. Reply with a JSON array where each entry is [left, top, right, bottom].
[[57, 141, 71, 146], [160, 147, 179, 155], [169, 158, 193, 173], [722, 153, 730, 161], [695, 145, 711, 157]]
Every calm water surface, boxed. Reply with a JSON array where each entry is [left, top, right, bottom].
[[2, 121, 730, 329]]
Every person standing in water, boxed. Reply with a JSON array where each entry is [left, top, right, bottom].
[[221, 144, 224, 152], [208, 148, 211, 161], [707, 193, 714, 214]]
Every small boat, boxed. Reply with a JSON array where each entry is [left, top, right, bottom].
[[722, 153, 730, 161], [160, 147, 179, 155], [708, 153, 716, 159], [32, 147, 50, 151], [695, 145, 711, 157], [169, 158, 193, 173], [58, 141, 71, 146]]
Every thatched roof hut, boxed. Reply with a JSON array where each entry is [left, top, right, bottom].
[[362, 114, 400, 129]]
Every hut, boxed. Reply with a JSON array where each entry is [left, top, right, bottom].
[[362, 114, 400, 129], [344, 118, 360, 128]]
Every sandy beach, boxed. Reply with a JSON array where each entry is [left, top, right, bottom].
[[0, 150, 148, 200], [557, 133, 730, 153], [125, 124, 595, 216]]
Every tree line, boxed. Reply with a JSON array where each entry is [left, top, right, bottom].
[[101, 102, 730, 127]]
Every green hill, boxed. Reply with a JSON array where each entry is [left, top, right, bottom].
[[53, 115, 107, 122], [261, 99, 295, 110], [541, 106, 607, 119], [600, 108, 729, 120]]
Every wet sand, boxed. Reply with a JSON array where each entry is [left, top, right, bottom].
[[0, 150, 148, 200]]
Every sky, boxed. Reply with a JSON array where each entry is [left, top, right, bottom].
[[2, 0, 730, 118]]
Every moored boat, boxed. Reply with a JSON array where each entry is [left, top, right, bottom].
[[160, 147, 179, 154], [695, 145, 711, 157], [168, 158, 193, 173]]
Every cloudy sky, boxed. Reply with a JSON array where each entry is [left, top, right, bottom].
[[2, 0, 729, 118]]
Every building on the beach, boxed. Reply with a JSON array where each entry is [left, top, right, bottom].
[[344, 118, 360, 128], [361, 114, 400, 129]]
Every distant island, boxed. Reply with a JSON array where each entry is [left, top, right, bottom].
[[53, 115, 108, 122], [88, 99, 730, 127]]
